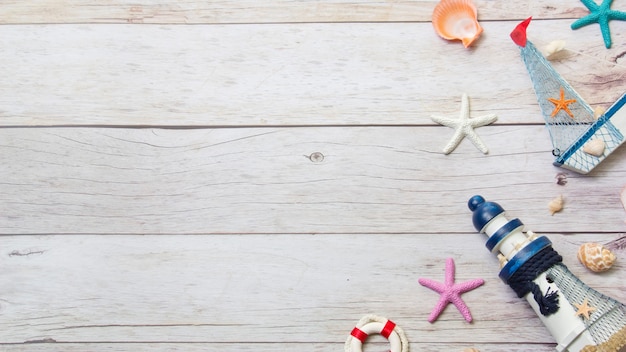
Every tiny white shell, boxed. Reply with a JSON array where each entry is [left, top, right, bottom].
[[543, 40, 566, 60], [583, 139, 605, 157], [577, 242, 616, 272], [548, 195, 564, 215]]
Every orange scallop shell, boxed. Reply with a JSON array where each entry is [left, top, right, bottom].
[[432, 0, 483, 48]]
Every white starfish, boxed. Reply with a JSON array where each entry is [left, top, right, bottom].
[[431, 94, 498, 154]]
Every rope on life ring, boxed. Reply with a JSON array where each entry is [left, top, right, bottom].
[[344, 314, 409, 352]]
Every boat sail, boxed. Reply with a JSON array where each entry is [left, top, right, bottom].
[[511, 17, 626, 174]]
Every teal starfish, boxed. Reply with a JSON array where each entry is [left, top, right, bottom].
[[571, 0, 626, 48]]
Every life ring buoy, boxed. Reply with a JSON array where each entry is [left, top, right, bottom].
[[344, 314, 409, 352]]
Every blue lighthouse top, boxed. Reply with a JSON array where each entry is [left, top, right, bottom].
[[468, 195, 505, 232]]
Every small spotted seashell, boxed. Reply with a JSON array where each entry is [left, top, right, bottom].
[[555, 172, 567, 186], [582, 139, 605, 157], [577, 242, 616, 272], [548, 195, 564, 215]]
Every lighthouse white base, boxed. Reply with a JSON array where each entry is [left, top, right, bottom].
[[525, 273, 595, 352]]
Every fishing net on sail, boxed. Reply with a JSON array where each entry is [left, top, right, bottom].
[[518, 42, 624, 173]]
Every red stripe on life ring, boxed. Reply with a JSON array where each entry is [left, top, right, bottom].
[[381, 320, 396, 339], [350, 327, 368, 342]]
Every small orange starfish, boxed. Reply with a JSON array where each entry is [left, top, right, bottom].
[[548, 87, 577, 118], [574, 298, 596, 320]]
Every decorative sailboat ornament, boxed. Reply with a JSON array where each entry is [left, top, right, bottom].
[[511, 17, 626, 174]]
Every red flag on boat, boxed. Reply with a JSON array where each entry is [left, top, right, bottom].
[[511, 17, 532, 47]]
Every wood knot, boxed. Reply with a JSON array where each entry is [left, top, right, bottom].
[[308, 152, 324, 163]]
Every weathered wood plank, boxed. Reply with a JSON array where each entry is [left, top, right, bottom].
[[2, 127, 626, 235], [0, 1, 598, 24], [1, 21, 625, 127], [0, 342, 559, 352], [0, 234, 623, 345]]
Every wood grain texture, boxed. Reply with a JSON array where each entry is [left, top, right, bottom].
[[2, 0, 626, 351], [0, 1, 598, 24], [0, 343, 561, 352], [0, 234, 623, 346], [2, 127, 626, 235], [1, 20, 625, 127]]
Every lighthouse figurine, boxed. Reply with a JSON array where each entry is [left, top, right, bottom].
[[468, 195, 626, 352]]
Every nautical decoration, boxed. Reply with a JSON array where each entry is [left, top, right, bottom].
[[345, 314, 409, 352], [543, 40, 567, 60], [582, 139, 606, 157], [430, 94, 498, 154], [574, 298, 597, 320], [468, 195, 626, 352], [511, 17, 626, 174], [432, 0, 483, 48], [577, 242, 617, 272], [570, 0, 626, 49], [418, 257, 484, 322], [548, 195, 565, 215], [555, 173, 568, 185]]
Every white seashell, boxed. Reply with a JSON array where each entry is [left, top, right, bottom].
[[548, 195, 564, 215], [543, 40, 566, 60], [583, 139, 605, 157], [577, 242, 616, 272]]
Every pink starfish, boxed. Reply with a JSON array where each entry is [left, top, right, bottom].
[[418, 258, 484, 323]]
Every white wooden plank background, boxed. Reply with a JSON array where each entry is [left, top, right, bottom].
[[1, 20, 625, 127], [0, 1, 602, 24], [2, 126, 626, 235], [1, 234, 624, 350], [1, 0, 626, 351]]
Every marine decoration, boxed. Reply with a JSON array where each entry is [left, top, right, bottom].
[[543, 40, 567, 60], [344, 315, 409, 352], [548, 195, 564, 215], [578, 242, 617, 272], [582, 139, 606, 157], [430, 94, 498, 154], [574, 298, 597, 320], [511, 17, 626, 174], [432, 0, 483, 48], [571, 0, 626, 49], [548, 87, 577, 118], [555, 172, 568, 186], [418, 257, 484, 323], [468, 195, 626, 352]]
